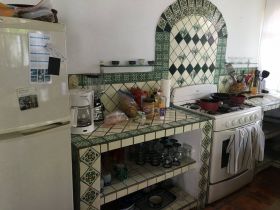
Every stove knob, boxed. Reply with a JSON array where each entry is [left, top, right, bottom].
[[239, 118, 244, 124], [232, 120, 237, 126], [253, 114, 258, 121], [244, 117, 249, 123], [226, 121, 231, 128], [250, 115, 254, 121]]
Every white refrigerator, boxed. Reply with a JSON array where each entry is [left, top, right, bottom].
[[0, 17, 73, 210]]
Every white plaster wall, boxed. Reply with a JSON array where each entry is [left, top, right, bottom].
[[212, 0, 266, 63], [3, 0, 265, 73]]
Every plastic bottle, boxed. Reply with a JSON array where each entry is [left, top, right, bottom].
[[250, 70, 260, 95], [159, 95, 166, 120], [153, 91, 160, 116]]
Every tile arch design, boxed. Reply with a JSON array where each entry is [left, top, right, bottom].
[[155, 0, 228, 89], [156, 0, 227, 37]]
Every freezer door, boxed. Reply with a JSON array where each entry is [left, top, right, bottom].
[[0, 17, 69, 134], [0, 123, 73, 210]]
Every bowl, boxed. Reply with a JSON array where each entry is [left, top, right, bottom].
[[148, 60, 155, 65], [128, 60, 136, 65], [148, 195, 163, 208], [111, 61, 120, 65]]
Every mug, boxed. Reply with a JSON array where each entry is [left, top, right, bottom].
[[103, 172, 112, 186], [114, 164, 128, 181]]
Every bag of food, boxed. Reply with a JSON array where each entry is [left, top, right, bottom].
[[118, 90, 138, 118], [103, 111, 128, 126]]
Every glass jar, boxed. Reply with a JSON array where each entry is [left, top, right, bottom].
[[142, 98, 155, 119]]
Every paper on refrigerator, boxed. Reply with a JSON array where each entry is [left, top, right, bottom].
[[28, 32, 52, 84]]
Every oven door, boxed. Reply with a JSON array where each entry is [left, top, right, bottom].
[[209, 122, 259, 184]]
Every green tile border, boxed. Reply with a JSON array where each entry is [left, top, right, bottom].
[[76, 71, 168, 86]]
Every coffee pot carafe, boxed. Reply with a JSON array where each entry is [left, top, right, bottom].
[[70, 90, 95, 134]]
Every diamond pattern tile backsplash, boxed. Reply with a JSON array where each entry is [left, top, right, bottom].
[[169, 15, 218, 88], [69, 79, 161, 114]]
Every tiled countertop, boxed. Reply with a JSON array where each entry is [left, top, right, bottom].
[[245, 93, 280, 111], [71, 107, 210, 151]]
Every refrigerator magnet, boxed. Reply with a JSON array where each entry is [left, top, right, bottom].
[[16, 87, 39, 111], [48, 57, 61, 75]]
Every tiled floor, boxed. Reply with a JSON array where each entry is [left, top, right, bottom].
[[204, 167, 280, 210]]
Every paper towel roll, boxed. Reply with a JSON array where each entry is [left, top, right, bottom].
[[160, 79, 171, 107]]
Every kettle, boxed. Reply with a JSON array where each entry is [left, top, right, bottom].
[[70, 90, 95, 134]]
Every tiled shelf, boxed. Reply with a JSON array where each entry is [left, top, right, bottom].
[[100, 158, 196, 205], [165, 187, 197, 210], [72, 108, 210, 152]]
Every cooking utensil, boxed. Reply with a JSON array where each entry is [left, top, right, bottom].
[[199, 98, 221, 112], [236, 71, 245, 83], [247, 95, 264, 99], [211, 93, 246, 105], [230, 94, 246, 105], [226, 63, 237, 83], [261, 70, 270, 81], [211, 93, 231, 102]]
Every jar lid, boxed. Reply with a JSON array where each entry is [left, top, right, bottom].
[[143, 97, 154, 103]]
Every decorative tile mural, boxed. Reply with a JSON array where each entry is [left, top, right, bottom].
[[155, 0, 228, 90], [168, 15, 218, 87]]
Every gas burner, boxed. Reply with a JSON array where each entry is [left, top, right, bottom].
[[190, 104, 200, 110], [218, 104, 245, 113], [207, 111, 217, 115], [181, 103, 200, 110]]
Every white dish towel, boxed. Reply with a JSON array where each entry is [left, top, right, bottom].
[[226, 123, 265, 175]]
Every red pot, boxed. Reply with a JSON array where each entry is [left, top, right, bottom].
[[230, 94, 246, 105], [199, 99, 221, 112]]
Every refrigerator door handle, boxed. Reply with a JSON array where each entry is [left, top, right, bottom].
[[20, 122, 70, 136], [0, 122, 70, 140], [71, 107, 78, 127]]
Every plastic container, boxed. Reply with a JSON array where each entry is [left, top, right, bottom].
[[159, 95, 166, 120]]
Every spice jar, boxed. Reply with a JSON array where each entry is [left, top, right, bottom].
[[142, 98, 154, 119]]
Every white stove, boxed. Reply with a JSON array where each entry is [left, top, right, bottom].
[[171, 84, 263, 203], [171, 84, 262, 131]]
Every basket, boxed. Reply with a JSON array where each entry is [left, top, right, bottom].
[[229, 82, 247, 94]]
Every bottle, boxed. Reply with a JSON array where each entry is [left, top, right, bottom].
[[250, 70, 260, 95], [142, 98, 155, 119], [152, 89, 162, 116], [159, 95, 166, 120]]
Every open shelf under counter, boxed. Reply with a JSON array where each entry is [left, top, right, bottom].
[[100, 158, 196, 205]]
